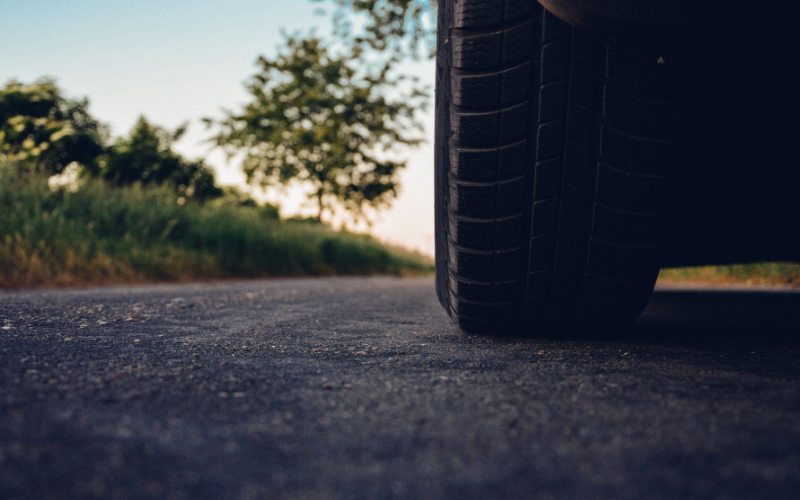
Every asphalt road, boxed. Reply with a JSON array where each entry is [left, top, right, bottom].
[[1, 277, 799, 499]]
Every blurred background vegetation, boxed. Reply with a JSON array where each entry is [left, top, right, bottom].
[[0, 1, 435, 287], [0, 172, 429, 287], [1, 0, 797, 288], [0, 71, 431, 287]]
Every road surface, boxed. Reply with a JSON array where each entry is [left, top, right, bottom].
[[1, 277, 799, 499]]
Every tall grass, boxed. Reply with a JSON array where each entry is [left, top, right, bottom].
[[0, 173, 432, 288], [659, 264, 800, 287]]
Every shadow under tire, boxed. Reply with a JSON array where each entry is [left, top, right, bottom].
[[434, 0, 677, 335]]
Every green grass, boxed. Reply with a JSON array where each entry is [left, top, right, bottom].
[[658, 263, 800, 287], [0, 173, 432, 288]]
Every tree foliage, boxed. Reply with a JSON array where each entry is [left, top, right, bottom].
[[0, 79, 226, 203], [208, 35, 426, 222], [312, 0, 436, 59], [0, 78, 106, 175], [103, 117, 222, 201]]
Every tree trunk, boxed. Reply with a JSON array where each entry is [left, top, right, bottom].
[[315, 190, 324, 223]]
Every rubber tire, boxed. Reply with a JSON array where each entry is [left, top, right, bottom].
[[434, 0, 677, 335]]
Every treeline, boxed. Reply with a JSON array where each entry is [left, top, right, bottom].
[[0, 79, 229, 203]]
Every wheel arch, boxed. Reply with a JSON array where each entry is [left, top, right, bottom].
[[537, 0, 690, 32]]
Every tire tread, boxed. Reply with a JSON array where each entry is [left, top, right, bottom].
[[436, 0, 673, 334]]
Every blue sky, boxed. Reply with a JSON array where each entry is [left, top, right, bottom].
[[0, 0, 435, 254]]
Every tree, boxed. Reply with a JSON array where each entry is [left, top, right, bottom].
[[104, 116, 222, 201], [0, 78, 106, 176], [312, 0, 436, 59], [208, 35, 426, 223]]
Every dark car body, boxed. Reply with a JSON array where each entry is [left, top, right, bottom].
[[539, 0, 800, 269]]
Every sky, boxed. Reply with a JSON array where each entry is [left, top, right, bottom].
[[0, 0, 436, 255]]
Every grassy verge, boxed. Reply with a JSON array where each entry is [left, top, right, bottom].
[[658, 264, 800, 287], [0, 174, 432, 288]]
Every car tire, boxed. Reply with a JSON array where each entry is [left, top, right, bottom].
[[434, 0, 677, 334]]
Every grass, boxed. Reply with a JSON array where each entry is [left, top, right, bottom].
[[658, 264, 800, 287], [0, 173, 432, 288]]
